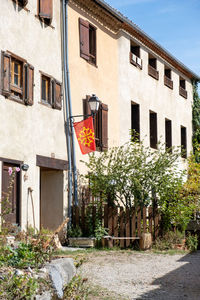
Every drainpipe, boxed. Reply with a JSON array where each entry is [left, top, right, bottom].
[[62, 0, 78, 210], [62, 0, 73, 224]]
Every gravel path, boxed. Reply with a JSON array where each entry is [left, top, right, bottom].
[[79, 251, 200, 300]]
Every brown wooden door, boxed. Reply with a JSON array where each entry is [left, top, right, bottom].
[[2, 163, 20, 226]]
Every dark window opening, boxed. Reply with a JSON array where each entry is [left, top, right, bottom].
[[149, 58, 157, 69], [180, 78, 186, 89], [165, 119, 172, 152], [181, 126, 187, 158], [131, 45, 140, 58], [165, 69, 171, 79], [131, 103, 140, 141], [89, 25, 96, 64], [150, 111, 157, 149], [42, 75, 51, 104]]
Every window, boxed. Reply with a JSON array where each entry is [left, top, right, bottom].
[[130, 42, 142, 69], [149, 111, 157, 149], [181, 126, 187, 158], [83, 96, 108, 151], [148, 55, 159, 80], [40, 73, 62, 110], [179, 77, 187, 99], [131, 102, 140, 141], [1, 51, 34, 105], [13, 0, 28, 7], [38, 0, 53, 25], [79, 18, 97, 65], [165, 119, 172, 152], [164, 68, 173, 89]]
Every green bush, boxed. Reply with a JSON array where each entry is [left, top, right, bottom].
[[186, 233, 198, 252], [153, 231, 185, 251]]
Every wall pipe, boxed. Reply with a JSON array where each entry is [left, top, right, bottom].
[[64, 0, 79, 207], [62, 0, 73, 224]]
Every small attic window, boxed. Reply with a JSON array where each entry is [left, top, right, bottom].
[[148, 54, 159, 80], [164, 67, 173, 89], [130, 41, 142, 69], [179, 77, 187, 99]]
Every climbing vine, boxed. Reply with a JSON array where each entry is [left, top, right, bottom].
[[192, 81, 200, 162]]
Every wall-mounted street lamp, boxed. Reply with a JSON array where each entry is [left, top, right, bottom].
[[70, 94, 100, 121], [21, 164, 29, 172]]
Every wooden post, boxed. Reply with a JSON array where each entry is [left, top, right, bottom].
[[108, 206, 113, 248], [137, 207, 141, 237], [120, 207, 125, 248], [125, 208, 130, 247], [113, 207, 118, 246], [104, 204, 108, 247], [143, 207, 147, 233], [131, 208, 136, 238], [81, 203, 85, 235], [149, 207, 153, 235]]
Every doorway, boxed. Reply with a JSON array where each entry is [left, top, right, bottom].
[[40, 168, 64, 231], [2, 163, 20, 226]]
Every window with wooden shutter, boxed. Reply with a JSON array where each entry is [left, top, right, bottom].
[[52, 80, 62, 110], [150, 111, 157, 149], [83, 97, 108, 151], [1, 51, 11, 97], [24, 64, 34, 106], [131, 102, 140, 141], [1, 51, 34, 105], [181, 126, 187, 158], [101, 103, 108, 151], [39, 0, 53, 25], [79, 18, 97, 65], [165, 119, 172, 152], [40, 73, 62, 110]]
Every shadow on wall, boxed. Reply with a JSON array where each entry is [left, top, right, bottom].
[[136, 252, 200, 300]]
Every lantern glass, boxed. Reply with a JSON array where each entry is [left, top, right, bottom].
[[88, 94, 100, 113]]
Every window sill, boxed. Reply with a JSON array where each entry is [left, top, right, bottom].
[[35, 15, 55, 29], [8, 95, 25, 105], [81, 56, 98, 68], [39, 101, 52, 108]]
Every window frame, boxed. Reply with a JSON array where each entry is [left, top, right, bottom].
[[130, 41, 142, 69], [149, 110, 158, 149], [148, 55, 159, 80], [37, 0, 53, 27], [164, 67, 173, 89], [131, 102, 140, 141], [181, 126, 187, 158], [179, 77, 187, 99]]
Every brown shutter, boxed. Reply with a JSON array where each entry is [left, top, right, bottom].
[[39, 0, 53, 24], [1, 51, 11, 97], [52, 80, 62, 110], [101, 103, 108, 151], [18, 0, 28, 7], [24, 64, 34, 106], [79, 18, 90, 61], [83, 96, 91, 119]]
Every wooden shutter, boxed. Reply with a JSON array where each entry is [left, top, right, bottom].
[[150, 112, 157, 149], [101, 103, 108, 151], [83, 96, 91, 119], [79, 18, 90, 61], [24, 64, 34, 106], [18, 0, 28, 7], [1, 51, 11, 97], [52, 80, 62, 110], [39, 0, 53, 24]]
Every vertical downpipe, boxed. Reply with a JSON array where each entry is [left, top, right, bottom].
[[62, 0, 73, 224], [64, 0, 78, 206]]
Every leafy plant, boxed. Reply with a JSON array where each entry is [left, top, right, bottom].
[[153, 231, 185, 251], [68, 225, 83, 238], [94, 221, 108, 242], [192, 81, 200, 162], [186, 233, 198, 252], [64, 275, 89, 300]]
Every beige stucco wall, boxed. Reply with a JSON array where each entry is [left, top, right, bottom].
[[68, 2, 119, 175], [0, 0, 68, 230], [118, 31, 193, 159]]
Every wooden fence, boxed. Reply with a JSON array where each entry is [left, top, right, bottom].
[[71, 204, 161, 248]]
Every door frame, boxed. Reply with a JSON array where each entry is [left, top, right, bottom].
[[1, 157, 23, 226]]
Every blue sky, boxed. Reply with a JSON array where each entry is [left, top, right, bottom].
[[106, 0, 200, 90]]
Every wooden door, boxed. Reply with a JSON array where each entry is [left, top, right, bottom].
[[2, 163, 20, 226]]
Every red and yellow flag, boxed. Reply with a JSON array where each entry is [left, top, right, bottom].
[[74, 116, 96, 155]]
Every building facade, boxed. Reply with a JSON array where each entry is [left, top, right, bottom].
[[0, 0, 199, 231]]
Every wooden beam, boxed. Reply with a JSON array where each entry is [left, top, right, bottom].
[[36, 155, 68, 170]]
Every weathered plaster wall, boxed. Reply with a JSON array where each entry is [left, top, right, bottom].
[[118, 31, 193, 158], [0, 0, 68, 229], [68, 2, 120, 175]]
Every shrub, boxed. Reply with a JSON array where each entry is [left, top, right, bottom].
[[186, 233, 198, 252]]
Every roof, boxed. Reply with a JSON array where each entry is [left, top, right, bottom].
[[94, 0, 200, 81]]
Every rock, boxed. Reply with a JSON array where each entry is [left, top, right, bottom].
[[35, 291, 52, 300], [46, 258, 76, 299], [139, 233, 152, 250], [6, 236, 15, 246]]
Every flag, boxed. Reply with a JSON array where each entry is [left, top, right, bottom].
[[73, 116, 96, 155]]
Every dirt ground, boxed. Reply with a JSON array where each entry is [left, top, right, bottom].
[[78, 250, 200, 300]]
